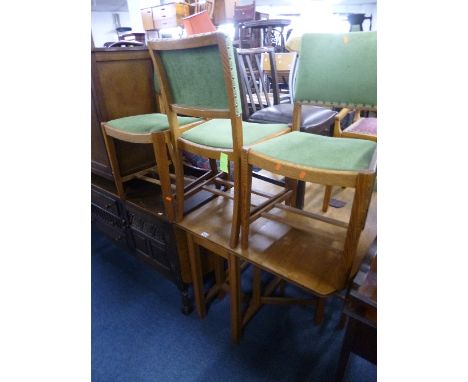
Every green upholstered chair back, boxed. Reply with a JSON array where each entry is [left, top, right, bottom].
[[294, 32, 377, 110], [148, 32, 242, 118]]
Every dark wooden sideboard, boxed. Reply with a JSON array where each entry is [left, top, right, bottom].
[[91, 47, 196, 314]]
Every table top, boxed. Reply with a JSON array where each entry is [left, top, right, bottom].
[[177, 174, 377, 297], [242, 19, 292, 28]]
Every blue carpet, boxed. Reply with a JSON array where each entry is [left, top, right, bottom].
[[92, 228, 376, 382]]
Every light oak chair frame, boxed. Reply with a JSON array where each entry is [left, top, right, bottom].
[[101, 117, 203, 222], [238, 103, 376, 327], [240, 103, 377, 254], [148, 32, 289, 248], [322, 108, 377, 212]]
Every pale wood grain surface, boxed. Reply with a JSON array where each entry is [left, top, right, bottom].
[[178, 175, 376, 296]]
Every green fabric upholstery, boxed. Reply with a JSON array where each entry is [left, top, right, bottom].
[[159, 33, 241, 115], [106, 113, 200, 134], [294, 32, 377, 108], [181, 119, 288, 149], [251, 131, 376, 171]]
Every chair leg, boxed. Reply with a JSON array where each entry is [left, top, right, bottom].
[[101, 130, 125, 199], [209, 158, 221, 190], [229, 157, 241, 249], [360, 175, 376, 231], [285, 177, 298, 207], [228, 252, 242, 344], [152, 134, 174, 222], [295, 180, 306, 209], [322, 185, 332, 212], [174, 149, 186, 222], [187, 233, 206, 319], [240, 152, 253, 250]]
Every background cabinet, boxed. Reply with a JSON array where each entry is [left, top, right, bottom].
[[141, 7, 155, 30], [140, 2, 190, 31]]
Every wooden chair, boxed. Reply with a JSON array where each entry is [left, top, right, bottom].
[[236, 46, 337, 209], [147, 32, 290, 248], [239, 32, 377, 319], [100, 73, 204, 221], [233, 2, 258, 48], [321, 113, 376, 212], [321, 34, 377, 212], [189, 0, 215, 18], [183, 11, 216, 36], [262, 51, 296, 102], [236, 47, 337, 135], [235, 47, 337, 136], [333, 111, 376, 142]]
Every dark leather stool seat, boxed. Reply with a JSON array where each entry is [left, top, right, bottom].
[[248, 104, 337, 136]]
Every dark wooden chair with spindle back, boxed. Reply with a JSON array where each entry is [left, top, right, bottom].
[[235, 47, 337, 136]]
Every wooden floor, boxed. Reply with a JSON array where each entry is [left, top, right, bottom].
[[177, 173, 377, 297]]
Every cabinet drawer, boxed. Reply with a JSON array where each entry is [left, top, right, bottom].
[[152, 3, 176, 19], [91, 188, 120, 217], [91, 204, 127, 243], [130, 227, 171, 270], [154, 16, 178, 29]]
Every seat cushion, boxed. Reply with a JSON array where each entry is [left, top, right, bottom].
[[248, 104, 337, 136], [344, 117, 377, 137], [251, 131, 376, 171], [181, 119, 289, 149], [106, 113, 200, 134]]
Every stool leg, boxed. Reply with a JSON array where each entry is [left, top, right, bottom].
[[228, 253, 241, 344], [187, 233, 206, 318]]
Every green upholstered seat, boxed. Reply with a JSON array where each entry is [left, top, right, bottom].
[[181, 119, 289, 149], [251, 131, 376, 171], [106, 113, 200, 134]]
